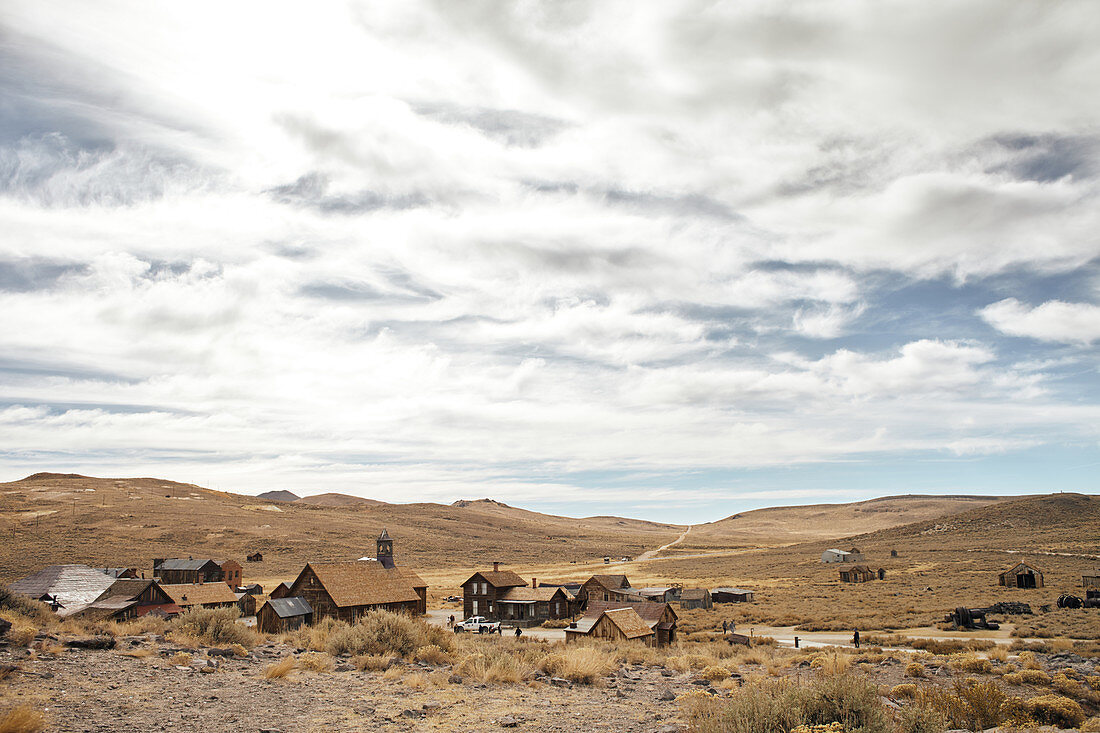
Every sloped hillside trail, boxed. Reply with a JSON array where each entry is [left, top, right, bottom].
[[636, 526, 692, 561]]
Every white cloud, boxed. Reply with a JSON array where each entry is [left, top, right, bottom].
[[980, 298, 1100, 345]]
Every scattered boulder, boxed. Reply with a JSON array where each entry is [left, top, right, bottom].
[[657, 688, 676, 701], [500, 715, 519, 728], [64, 636, 116, 650]]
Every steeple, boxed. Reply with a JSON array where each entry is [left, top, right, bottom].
[[376, 528, 394, 569]]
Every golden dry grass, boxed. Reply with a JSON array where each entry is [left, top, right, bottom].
[[0, 706, 45, 733], [167, 652, 192, 666], [262, 656, 297, 680], [297, 652, 333, 673]]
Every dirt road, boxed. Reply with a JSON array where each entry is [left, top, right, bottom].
[[635, 526, 693, 561]]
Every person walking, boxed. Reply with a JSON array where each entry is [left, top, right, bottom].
[[514, 626, 522, 638], [853, 629, 860, 649]]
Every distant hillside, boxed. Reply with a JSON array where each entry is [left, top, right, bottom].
[[295, 493, 386, 507], [257, 490, 299, 502], [0, 474, 683, 582], [687, 494, 1012, 548]]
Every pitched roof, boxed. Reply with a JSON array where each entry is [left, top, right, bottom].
[[464, 569, 527, 588], [160, 582, 239, 607], [497, 586, 570, 603], [94, 579, 157, 602], [584, 599, 677, 627], [589, 574, 630, 589], [601, 608, 653, 639], [156, 558, 218, 571], [378, 528, 391, 540], [10, 565, 116, 613], [1001, 562, 1042, 576], [843, 565, 873, 574], [304, 561, 424, 607], [680, 588, 710, 601], [264, 597, 313, 618]]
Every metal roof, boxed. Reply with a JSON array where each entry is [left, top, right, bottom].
[[265, 596, 313, 618], [156, 558, 218, 571], [711, 587, 754, 594], [10, 565, 116, 614]]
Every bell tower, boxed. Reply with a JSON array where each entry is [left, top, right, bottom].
[[376, 528, 395, 569]]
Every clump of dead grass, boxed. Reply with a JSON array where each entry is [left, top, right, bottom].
[[167, 652, 192, 666], [170, 607, 257, 649], [537, 645, 616, 684], [263, 655, 297, 680], [413, 644, 452, 665], [324, 610, 453, 659], [0, 705, 46, 733], [297, 652, 333, 673], [353, 654, 392, 672], [906, 661, 926, 678]]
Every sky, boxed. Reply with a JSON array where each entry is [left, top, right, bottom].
[[1, 1, 1099, 524]]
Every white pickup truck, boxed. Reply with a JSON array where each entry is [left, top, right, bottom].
[[453, 616, 501, 633]]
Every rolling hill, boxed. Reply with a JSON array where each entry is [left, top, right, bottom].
[[686, 494, 1013, 548]]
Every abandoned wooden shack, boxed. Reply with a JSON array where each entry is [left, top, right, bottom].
[[235, 592, 258, 616], [577, 575, 647, 609], [269, 582, 292, 599], [76, 579, 179, 620], [999, 562, 1044, 589], [679, 588, 713, 609], [160, 582, 239, 610], [1083, 570, 1100, 595], [461, 562, 527, 620], [153, 558, 224, 585], [246, 552, 263, 562], [238, 583, 263, 596], [257, 597, 313, 634], [567, 600, 678, 646], [711, 587, 754, 603], [10, 565, 117, 616], [573, 607, 654, 644], [495, 580, 575, 627], [838, 565, 878, 583], [637, 587, 680, 603]]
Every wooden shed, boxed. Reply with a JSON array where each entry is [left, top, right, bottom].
[[246, 552, 263, 563], [569, 600, 678, 646], [999, 562, 1043, 589], [235, 592, 258, 616], [838, 565, 877, 583], [257, 597, 314, 634], [711, 587, 754, 603], [679, 588, 713, 610], [269, 582, 292, 600], [1083, 570, 1100, 594]]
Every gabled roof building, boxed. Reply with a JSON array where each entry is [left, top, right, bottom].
[[10, 565, 116, 615]]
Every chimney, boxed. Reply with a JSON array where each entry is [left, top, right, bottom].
[[493, 561, 500, 572], [531, 577, 537, 588]]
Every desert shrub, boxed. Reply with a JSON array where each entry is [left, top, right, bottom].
[[1081, 716, 1100, 732], [906, 662, 926, 678], [953, 654, 993, 674], [171, 607, 257, 648], [891, 683, 918, 699], [1088, 675, 1100, 691], [681, 677, 803, 733], [413, 644, 452, 665], [5, 625, 36, 647], [1017, 650, 1041, 670], [954, 679, 1007, 730], [911, 638, 994, 655], [0, 586, 52, 625], [325, 610, 452, 659], [1005, 694, 1085, 728], [455, 644, 529, 684], [0, 705, 46, 733], [537, 646, 616, 684], [297, 652, 333, 673], [809, 652, 849, 675], [798, 673, 890, 733], [988, 646, 1009, 662], [353, 654, 392, 672], [1019, 669, 1051, 686], [1003, 672, 1023, 686], [167, 652, 192, 666], [896, 702, 947, 733], [263, 656, 297, 680], [701, 665, 734, 682]]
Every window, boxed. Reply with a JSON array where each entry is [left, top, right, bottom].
[[481, 582, 488, 595], [472, 600, 479, 615]]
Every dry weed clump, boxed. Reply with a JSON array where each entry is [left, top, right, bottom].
[[810, 651, 850, 675], [910, 638, 994, 655], [538, 646, 617, 684], [455, 643, 531, 684], [413, 644, 452, 665], [167, 652, 192, 666], [0, 587, 53, 626], [891, 683, 918, 699], [1082, 716, 1100, 732], [952, 654, 993, 674], [1019, 669, 1052, 686], [353, 654, 392, 672], [263, 656, 297, 680], [988, 645, 1009, 662], [4, 625, 36, 647], [1004, 694, 1086, 728], [906, 662, 926, 678], [0, 705, 46, 733], [324, 610, 452, 659], [297, 652, 333, 673], [171, 608, 257, 648]]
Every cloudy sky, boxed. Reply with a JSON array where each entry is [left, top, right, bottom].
[[2, 1, 1099, 523]]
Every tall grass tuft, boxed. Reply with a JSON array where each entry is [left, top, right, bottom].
[[537, 646, 616, 684], [263, 656, 297, 680], [0, 706, 45, 733]]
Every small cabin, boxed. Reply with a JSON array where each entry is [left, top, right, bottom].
[[999, 562, 1044, 589], [838, 565, 878, 583], [235, 592, 258, 616], [269, 582, 292, 600], [246, 552, 263, 563], [679, 588, 713, 610], [711, 587, 754, 603], [568, 600, 678, 646], [822, 548, 863, 564], [257, 597, 314, 634]]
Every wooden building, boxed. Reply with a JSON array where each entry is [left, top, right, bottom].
[[99, 568, 140, 579], [822, 548, 864, 564], [637, 587, 680, 603], [247, 552, 263, 563], [288, 560, 427, 622], [999, 562, 1044, 589], [1083, 570, 1100, 595], [75, 579, 179, 620], [461, 563, 527, 620], [838, 565, 878, 583], [269, 582, 292, 600], [679, 588, 713, 610], [10, 565, 117, 616], [577, 607, 654, 645], [496, 583, 575, 627], [566, 600, 678, 646], [160, 582, 240, 611], [711, 587, 754, 603], [257, 597, 313, 634], [153, 558, 224, 585], [218, 560, 243, 588], [235, 592, 258, 616], [577, 575, 646, 610]]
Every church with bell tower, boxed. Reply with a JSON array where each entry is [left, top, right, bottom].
[[376, 528, 395, 569]]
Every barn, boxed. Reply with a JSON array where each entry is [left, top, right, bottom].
[[999, 562, 1044, 589], [257, 597, 314, 634]]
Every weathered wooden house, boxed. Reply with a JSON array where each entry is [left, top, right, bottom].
[[679, 588, 713, 609], [235, 592, 258, 616], [575, 607, 654, 644], [577, 575, 646, 609], [218, 560, 243, 588], [999, 562, 1044, 589], [160, 582, 240, 610], [567, 600, 678, 646], [238, 583, 263, 596], [246, 552, 263, 563], [495, 581, 575, 627], [77, 579, 179, 620], [1083, 570, 1100, 595], [153, 558, 224, 585], [288, 546, 428, 622], [10, 565, 117, 616], [637, 587, 680, 603], [711, 587, 754, 603], [461, 563, 527, 620], [257, 597, 314, 634], [838, 565, 878, 583], [269, 582, 292, 600]]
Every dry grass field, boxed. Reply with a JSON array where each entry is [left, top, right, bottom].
[[0, 473, 682, 583]]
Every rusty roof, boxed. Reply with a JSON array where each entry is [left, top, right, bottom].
[[497, 586, 570, 603], [601, 608, 653, 639], [160, 582, 239, 607], [304, 561, 424, 608], [463, 569, 527, 588]]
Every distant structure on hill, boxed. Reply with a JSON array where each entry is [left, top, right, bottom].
[[999, 562, 1043, 589], [821, 548, 864, 564]]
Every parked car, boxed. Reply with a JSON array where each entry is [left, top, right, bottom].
[[453, 616, 501, 634]]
